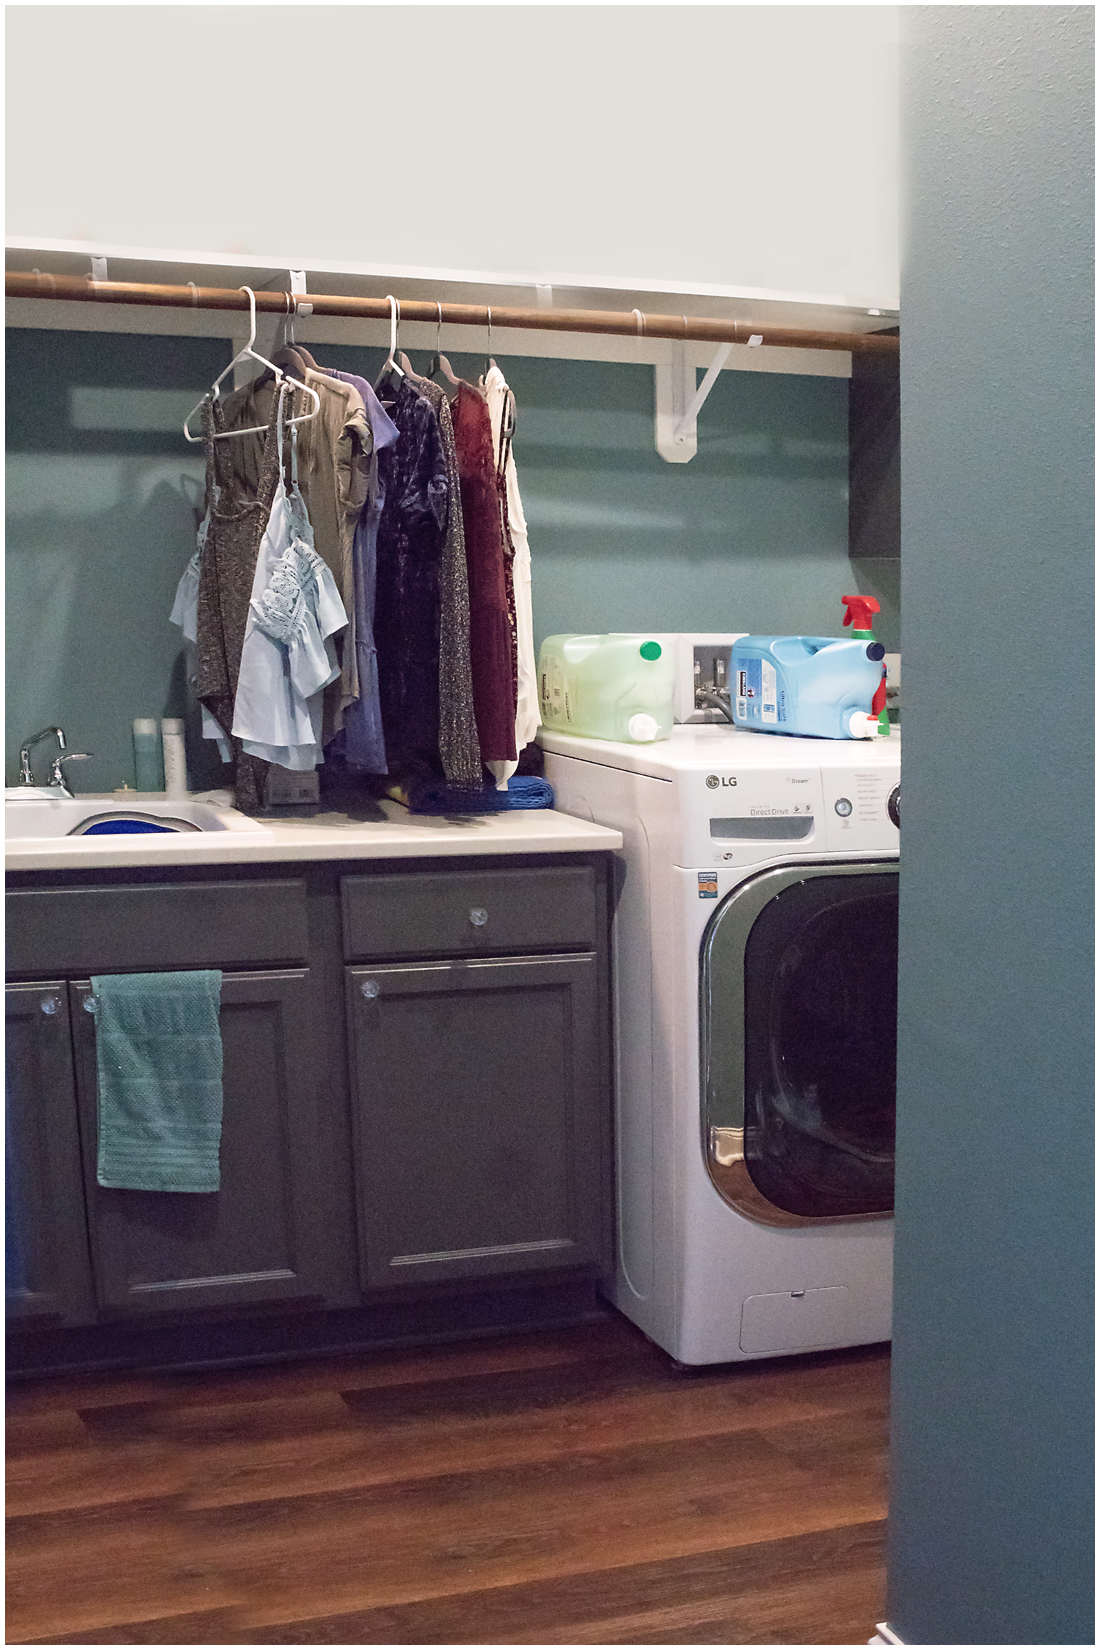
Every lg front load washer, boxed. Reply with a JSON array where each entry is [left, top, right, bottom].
[[540, 723, 900, 1365]]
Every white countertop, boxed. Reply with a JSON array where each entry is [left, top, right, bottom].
[[5, 795, 622, 874]]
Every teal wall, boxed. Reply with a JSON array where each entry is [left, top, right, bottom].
[[888, 8, 1093, 1644], [6, 331, 226, 792], [6, 331, 891, 790]]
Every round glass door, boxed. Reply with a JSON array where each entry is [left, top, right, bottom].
[[702, 864, 898, 1222]]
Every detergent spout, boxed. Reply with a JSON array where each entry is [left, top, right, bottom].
[[841, 596, 890, 736], [841, 594, 882, 637]]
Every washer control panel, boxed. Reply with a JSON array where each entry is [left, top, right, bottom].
[[820, 766, 900, 852], [673, 755, 900, 865]]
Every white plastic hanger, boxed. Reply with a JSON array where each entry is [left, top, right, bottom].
[[375, 295, 406, 388], [183, 287, 320, 443]]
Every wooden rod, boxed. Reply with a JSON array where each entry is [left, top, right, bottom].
[[4, 271, 899, 356]]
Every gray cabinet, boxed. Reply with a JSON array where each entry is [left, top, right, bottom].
[[5, 852, 612, 1367], [342, 859, 610, 1293], [5, 983, 96, 1326], [67, 971, 340, 1315], [347, 953, 605, 1288]]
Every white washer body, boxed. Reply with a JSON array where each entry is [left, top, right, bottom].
[[541, 724, 900, 1364]]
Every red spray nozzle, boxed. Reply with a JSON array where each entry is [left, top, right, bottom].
[[841, 594, 881, 633]]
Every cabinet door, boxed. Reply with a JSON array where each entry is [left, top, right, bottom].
[[5, 983, 96, 1326], [347, 954, 608, 1289], [70, 970, 339, 1315]]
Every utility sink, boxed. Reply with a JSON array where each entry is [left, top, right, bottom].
[[4, 794, 271, 841]]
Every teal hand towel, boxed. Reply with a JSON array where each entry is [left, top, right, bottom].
[[92, 970, 224, 1193]]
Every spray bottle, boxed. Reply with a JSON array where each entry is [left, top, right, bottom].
[[841, 596, 891, 738]]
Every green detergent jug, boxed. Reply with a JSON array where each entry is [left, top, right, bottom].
[[538, 634, 676, 742]]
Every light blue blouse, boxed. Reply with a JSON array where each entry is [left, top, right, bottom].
[[231, 479, 348, 770], [172, 400, 349, 774]]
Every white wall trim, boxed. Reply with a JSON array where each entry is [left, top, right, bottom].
[[5, 235, 893, 318]]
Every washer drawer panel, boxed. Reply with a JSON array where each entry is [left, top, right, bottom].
[[6, 880, 309, 975], [740, 1287, 852, 1355], [342, 866, 598, 960]]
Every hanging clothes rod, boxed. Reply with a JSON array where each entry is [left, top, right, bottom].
[[5, 271, 899, 357]]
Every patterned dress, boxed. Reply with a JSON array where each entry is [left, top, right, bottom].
[[373, 376, 449, 773], [450, 381, 518, 766]]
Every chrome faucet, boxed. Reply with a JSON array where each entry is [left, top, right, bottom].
[[16, 727, 92, 797], [18, 726, 67, 785]]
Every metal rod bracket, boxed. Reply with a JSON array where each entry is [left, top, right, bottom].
[[289, 269, 312, 318], [656, 341, 733, 462]]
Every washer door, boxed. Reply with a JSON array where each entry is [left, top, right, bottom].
[[702, 861, 897, 1224]]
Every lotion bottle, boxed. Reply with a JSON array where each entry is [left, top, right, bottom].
[[161, 718, 188, 799], [133, 718, 163, 791]]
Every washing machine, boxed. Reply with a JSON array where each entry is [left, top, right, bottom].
[[541, 721, 900, 1364]]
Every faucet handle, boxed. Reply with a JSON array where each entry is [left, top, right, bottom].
[[50, 752, 91, 788]]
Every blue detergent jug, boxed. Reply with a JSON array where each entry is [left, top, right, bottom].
[[730, 635, 887, 739]]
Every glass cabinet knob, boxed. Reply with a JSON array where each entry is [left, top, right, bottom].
[[39, 995, 61, 1016], [469, 907, 489, 928], [360, 979, 381, 1000], [83, 995, 98, 1014]]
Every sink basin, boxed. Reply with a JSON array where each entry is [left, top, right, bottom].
[[5, 796, 270, 841]]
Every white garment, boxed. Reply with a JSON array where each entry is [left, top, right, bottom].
[[483, 363, 540, 751], [231, 481, 347, 770]]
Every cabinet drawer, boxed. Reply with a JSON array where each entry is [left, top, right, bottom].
[[6, 880, 309, 975], [342, 866, 598, 960]]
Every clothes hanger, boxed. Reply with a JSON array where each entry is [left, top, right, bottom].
[[281, 291, 321, 371], [475, 306, 496, 399], [499, 384, 517, 446], [256, 345, 310, 386], [183, 288, 320, 443], [374, 296, 406, 392], [428, 302, 463, 396]]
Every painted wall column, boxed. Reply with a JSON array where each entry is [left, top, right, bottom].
[[889, 9, 1093, 1643]]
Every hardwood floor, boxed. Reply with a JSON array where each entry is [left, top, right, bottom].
[[7, 1309, 890, 1645]]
